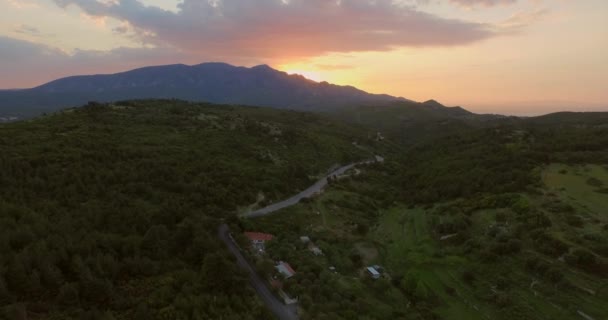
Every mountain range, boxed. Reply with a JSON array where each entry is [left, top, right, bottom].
[[0, 62, 421, 119]]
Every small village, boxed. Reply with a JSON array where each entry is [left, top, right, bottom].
[[241, 229, 388, 306]]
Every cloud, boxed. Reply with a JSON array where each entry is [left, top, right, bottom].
[[0, 36, 193, 88], [403, 0, 518, 8], [51, 0, 499, 60], [498, 8, 548, 31], [6, 0, 41, 9], [12, 24, 42, 36], [448, 0, 517, 7]]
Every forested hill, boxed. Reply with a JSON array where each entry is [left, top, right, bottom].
[[0, 63, 403, 119], [333, 99, 500, 146], [0, 100, 371, 319], [241, 110, 608, 320]]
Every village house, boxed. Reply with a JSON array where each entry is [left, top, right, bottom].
[[244, 232, 274, 253], [301, 235, 323, 256], [309, 245, 323, 256], [275, 261, 296, 279], [366, 266, 381, 279]]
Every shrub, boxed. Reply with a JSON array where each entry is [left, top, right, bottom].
[[546, 268, 564, 282], [462, 269, 476, 285], [564, 214, 584, 228], [586, 177, 604, 188]]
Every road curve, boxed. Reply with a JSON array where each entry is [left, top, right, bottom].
[[218, 224, 298, 320], [244, 157, 379, 218], [219, 157, 381, 320]]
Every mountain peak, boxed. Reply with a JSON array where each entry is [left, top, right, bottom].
[[252, 64, 274, 70], [423, 99, 445, 108]]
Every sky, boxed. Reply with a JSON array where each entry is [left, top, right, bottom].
[[1, 0, 607, 115]]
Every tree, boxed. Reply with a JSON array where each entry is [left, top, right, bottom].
[[142, 225, 170, 259], [414, 282, 429, 301], [134, 303, 153, 320], [57, 283, 80, 306], [27, 269, 42, 295], [5, 303, 27, 320], [201, 253, 242, 293], [41, 262, 64, 289], [571, 249, 597, 266], [546, 268, 564, 282], [356, 223, 369, 236], [462, 269, 475, 285], [0, 275, 10, 303], [6, 258, 28, 295], [256, 258, 275, 276]]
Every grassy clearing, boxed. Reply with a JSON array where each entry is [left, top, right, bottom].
[[373, 207, 435, 270], [543, 164, 608, 217]]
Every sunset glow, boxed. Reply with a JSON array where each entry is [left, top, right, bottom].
[[283, 69, 324, 83], [1, 0, 607, 114]]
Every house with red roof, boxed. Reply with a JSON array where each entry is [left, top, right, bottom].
[[244, 232, 274, 253]]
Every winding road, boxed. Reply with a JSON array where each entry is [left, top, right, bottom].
[[245, 157, 381, 218], [220, 157, 382, 320]]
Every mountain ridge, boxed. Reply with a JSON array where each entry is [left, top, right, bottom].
[[0, 62, 420, 119]]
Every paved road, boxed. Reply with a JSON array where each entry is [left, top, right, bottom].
[[219, 157, 381, 319], [218, 224, 298, 320], [244, 157, 380, 218]]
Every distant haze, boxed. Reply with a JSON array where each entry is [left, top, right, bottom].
[[1, 0, 607, 114], [469, 101, 608, 116]]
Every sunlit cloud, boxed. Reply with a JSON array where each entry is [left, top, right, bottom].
[[51, 0, 501, 61], [1, 0, 605, 113], [80, 13, 108, 28], [498, 8, 548, 31], [12, 24, 42, 36], [5, 0, 41, 9], [448, 0, 517, 7]]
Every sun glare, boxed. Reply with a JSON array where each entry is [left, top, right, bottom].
[[284, 69, 323, 82]]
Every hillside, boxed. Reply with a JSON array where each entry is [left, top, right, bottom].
[[333, 99, 503, 145], [242, 114, 608, 320], [2, 98, 606, 319], [0, 100, 373, 319], [0, 63, 404, 120]]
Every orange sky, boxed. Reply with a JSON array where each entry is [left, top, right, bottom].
[[1, 0, 607, 115]]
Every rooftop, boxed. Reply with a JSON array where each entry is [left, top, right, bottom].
[[244, 232, 274, 242], [275, 261, 296, 278], [366, 266, 380, 276]]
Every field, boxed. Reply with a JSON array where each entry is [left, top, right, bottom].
[[245, 162, 608, 320], [543, 164, 608, 219]]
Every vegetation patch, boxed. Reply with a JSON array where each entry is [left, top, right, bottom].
[[0, 100, 370, 319]]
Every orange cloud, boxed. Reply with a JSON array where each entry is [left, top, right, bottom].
[[52, 0, 500, 60]]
